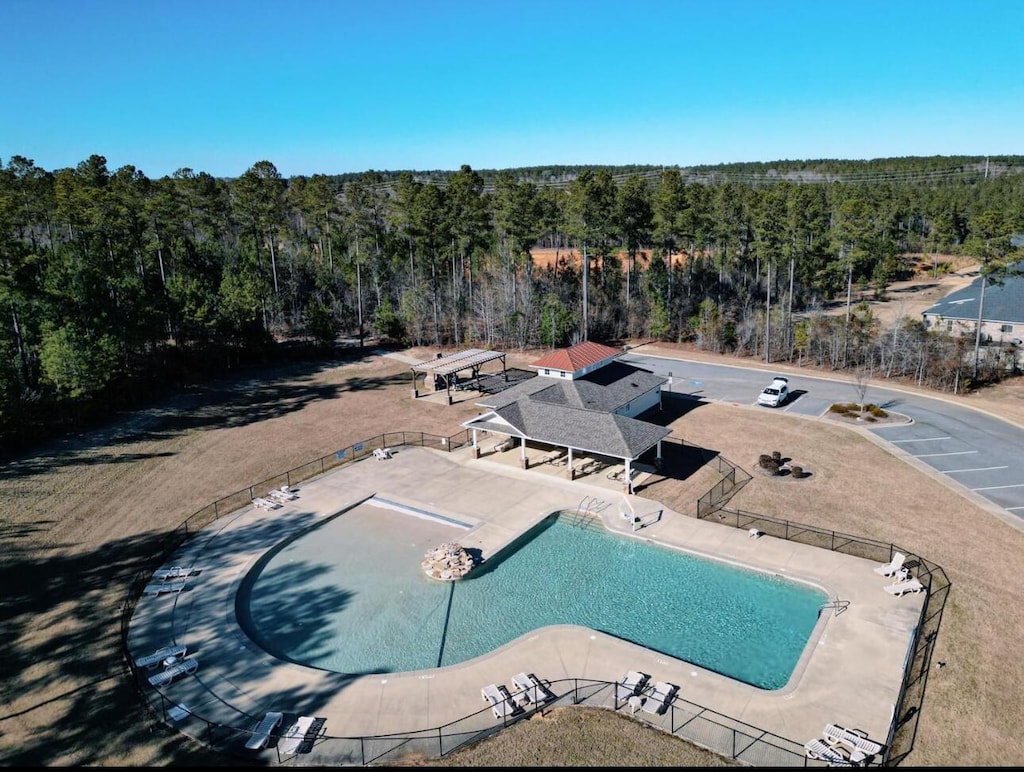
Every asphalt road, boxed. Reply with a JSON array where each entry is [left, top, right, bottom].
[[621, 352, 1024, 523]]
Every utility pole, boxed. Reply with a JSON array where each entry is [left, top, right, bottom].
[[765, 261, 771, 364]]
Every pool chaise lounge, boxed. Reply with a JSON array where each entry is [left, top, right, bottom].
[[268, 487, 298, 503], [143, 581, 186, 596], [615, 670, 650, 701], [147, 657, 199, 687], [244, 710, 284, 750], [152, 566, 193, 581], [135, 643, 187, 669], [278, 715, 327, 756], [641, 680, 679, 716], [823, 723, 883, 763], [804, 738, 853, 766], [481, 683, 518, 718], [873, 551, 907, 577], [511, 672, 554, 705], [884, 577, 925, 596]]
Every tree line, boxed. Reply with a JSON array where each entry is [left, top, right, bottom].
[[1, 153, 1022, 452]]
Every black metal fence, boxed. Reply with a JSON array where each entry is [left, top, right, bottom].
[[693, 451, 949, 766], [122, 427, 941, 767], [140, 675, 826, 766]]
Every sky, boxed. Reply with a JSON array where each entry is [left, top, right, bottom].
[[2, 0, 1023, 179]]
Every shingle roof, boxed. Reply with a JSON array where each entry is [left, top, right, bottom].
[[921, 265, 1024, 324], [528, 362, 665, 412], [465, 402, 670, 459], [530, 341, 622, 373]]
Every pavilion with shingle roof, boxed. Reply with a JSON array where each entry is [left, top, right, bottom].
[[462, 341, 670, 491]]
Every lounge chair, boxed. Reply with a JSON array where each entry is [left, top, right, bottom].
[[615, 670, 650, 701], [143, 581, 185, 595], [268, 488, 297, 503], [278, 715, 326, 756], [511, 672, 554, 705], [884, 577, 925, 596], [152, 566, 191, 581], [823, 724, 883, 763], [245, 710, 284, 750], [641, 680, 679, 716], [873, 551, 907, 576], [805, 738, 853, 766], [147, 657, 198, 687], [481, 683, 517, 718], [135, 643, 187, 669], [373, 447, 392, 460], [252, 497, 280, 510]]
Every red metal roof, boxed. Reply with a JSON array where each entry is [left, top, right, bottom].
[[530, 341, 622, 373]]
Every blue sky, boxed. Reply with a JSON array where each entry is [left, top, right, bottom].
[[2, 0, 1022, 178]]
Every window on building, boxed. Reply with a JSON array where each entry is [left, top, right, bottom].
[[1001, 324, 1014, 333], [543, 369, 550, 375], [946, 320, 953, 331]]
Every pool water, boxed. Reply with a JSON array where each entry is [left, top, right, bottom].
[[241, 506, 825, 690]]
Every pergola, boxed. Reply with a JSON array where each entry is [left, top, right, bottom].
[[410, 349, 507, 404]]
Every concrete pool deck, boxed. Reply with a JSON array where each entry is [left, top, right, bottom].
[[129, 444, 921, 764]]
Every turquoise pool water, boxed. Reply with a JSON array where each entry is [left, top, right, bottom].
[[241, 505, 826, 690]]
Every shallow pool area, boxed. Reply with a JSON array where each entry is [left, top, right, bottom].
[[242, 506, 826, 689]]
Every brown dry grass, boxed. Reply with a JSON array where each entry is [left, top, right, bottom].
[[2, 345, 1024, 765]]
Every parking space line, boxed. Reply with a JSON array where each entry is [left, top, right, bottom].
[[915, 450, 978, 458], [972, 483, 1024, 491], [889, 436, 950, 443], [945, 466, 1009, 473]]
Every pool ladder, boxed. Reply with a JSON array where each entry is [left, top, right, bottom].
[[820, 599, 850, 617], [569, 496, 609, 528]]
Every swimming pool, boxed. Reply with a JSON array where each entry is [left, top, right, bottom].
[[241, 505, 826, 690]]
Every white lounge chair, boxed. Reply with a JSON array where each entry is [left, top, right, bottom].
[[143, 581, 185, 596], [252, 497, 280, 510], [884, 577, 925, 596], [823, 723, 883, 763], [481, 683, 517, 718], [373, 447, 392, 460], [245, 710, 284, 750], [152, 566, 191, 581], [135, 643, 187, 669], [268, 488, 297, 503], [641, 680, 679, 716], [278, 715, 325, 756], [147, 657, 198, 687], [511, 672, 554, 705], [805, 738, 853, 766], [873, 551, 907, 576], [615, 670, 649, 701]]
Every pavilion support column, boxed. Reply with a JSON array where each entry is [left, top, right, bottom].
[[472, 429, 480, 458], [656, 440, 663, 469], [567, 448, 575, 480], [623, 458, 633, 495], [411, 369, 419, 398], [520, 438, 529, 469]]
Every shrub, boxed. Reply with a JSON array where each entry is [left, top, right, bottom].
[[758, 454, 773, 468], [790, 465, 803, 478], [772, 450, 782, 462], [869, 405, 889, 418], [829, 403, 851, 415]]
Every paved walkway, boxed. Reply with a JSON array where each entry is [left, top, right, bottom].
[[129, 444, 920, 764]]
